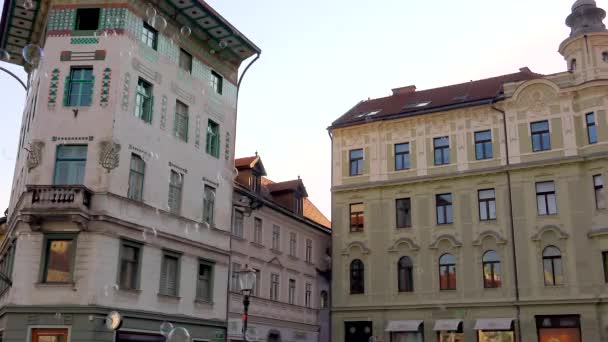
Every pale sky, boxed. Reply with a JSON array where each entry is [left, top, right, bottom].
[[0, 0, 583, 218]]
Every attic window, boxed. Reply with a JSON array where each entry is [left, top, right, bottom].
[[404, 101, 431, 109], [356, 110, 381, 118]]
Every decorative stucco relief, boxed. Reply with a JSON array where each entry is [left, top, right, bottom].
[[26, 141, 45, 171], [160, 95, 168, 130], [170, 81, 195, 104], [99, 141, 121, 172], [121, 72, 131, 112], [100, 67, 111, 107], [131, 57, 162, 83], [514, 83, 559, 113]]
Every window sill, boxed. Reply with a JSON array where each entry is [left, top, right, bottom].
[[270, 248, 283, 255], [537, 214, 559, 217], [232, 235, 246, 241], [479, 219, 497, 224], [394, 168, 412, 172], [250, 241, 265, 249], [158, 293, 181, 301], [305, 261, 315, 266], [194, 298, 214, 305], [436, 223, 454, 226], [396, 226, 412, 230], [288, 254, 298, 260], [348, 174, 366, 178], [349, 229, 365, 234], [35, 282, 75, 287], [118, 287, 142, 294]]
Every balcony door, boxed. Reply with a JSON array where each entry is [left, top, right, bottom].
[[31, 328, 68, 342]]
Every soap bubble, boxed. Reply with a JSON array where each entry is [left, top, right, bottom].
[[167, 327, 191, 342], [112, 284, 119, 291], [180, 26, 191, 38], [146, 7, 157, 20], [194, 223, 200, 232], [160, 322, 174, 337], [148, 16, 167, 32], [23, 0, 34, 10], [209, 49, 216, 55], [218, 40, 228, 49], [184, 225, 190, 237], [103, 284, 110, 296], [232, 167, 239, 180], [54, 312, 62, 320], [203, 222, 210, 229], [0, 49, 9, 61], [22, 44, 43, 66]]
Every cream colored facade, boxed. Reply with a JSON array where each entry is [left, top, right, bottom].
[[330, 2, 608, 342]]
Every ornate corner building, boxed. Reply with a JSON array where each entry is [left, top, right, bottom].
[[328, 1, 608, 341], [0, 0, 259, 341]]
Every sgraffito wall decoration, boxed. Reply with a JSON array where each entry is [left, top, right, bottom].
[[48, 68, 60, 109], [100, 67, 111, 107], [160, 95, 168, 130], [121, 72, 131, 112]]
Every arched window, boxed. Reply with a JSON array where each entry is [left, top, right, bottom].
[[482, 250, 501, 288], [397, 256, 414, 292], [543, 246, 563, 286], [570, 58, 577, 72], [320, 290, 329, 309], [350, 259, 364, 294], [439, 253, 456, 290], [603, 51, 608, 63]]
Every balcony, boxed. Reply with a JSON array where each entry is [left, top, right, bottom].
[[18, 185, 93, 229], [229, 293, 319, 326]]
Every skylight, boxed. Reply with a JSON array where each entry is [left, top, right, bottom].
[[404, 101, 431, 109], [356, 110, 381, 117]]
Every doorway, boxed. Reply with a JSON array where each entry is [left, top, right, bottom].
[[345, 321, 373, 342], [31, 329, 68, 342]]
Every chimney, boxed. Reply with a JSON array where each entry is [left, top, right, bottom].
[[391, 85, 417, 95], [519, 67, 532, 74]]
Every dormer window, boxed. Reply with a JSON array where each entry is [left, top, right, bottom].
[[294, 196, 303, 215], [251, 173, 261, 193]]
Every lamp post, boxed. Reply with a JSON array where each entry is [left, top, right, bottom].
[[238, 265, 257, 341]]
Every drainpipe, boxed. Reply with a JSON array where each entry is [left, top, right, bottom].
[[490, 99, 522, 341], [327, 128, 333, 342]]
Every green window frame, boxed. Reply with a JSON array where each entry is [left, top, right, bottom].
[[141, 22, 158, 50], [159, 250, 181, 296], [174, 100, 189, 142], [53, 145, 87, 185], [64, 67, 94, 107], [135, 78, 153, 123], [0, 243, 16, 296], [40, 233, 77, 283], [127, 154, 145, 201], [197, 259, 214, 302], [206, 120, 220, 158], [118, 239, 142, 290], [210, 70, 223, 95]]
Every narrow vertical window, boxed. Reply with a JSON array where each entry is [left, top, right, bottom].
[[349, 149, 364, 176], [349, 203, 364, 232], [53, 145, 87, 185], [320, 290, 328, 309], [65, 67, 94, 107], [289, 232, 297, 257], [288, 279, 296, 304], [594, 175, 605, 209], [482, 250, 501, 288], [439, 253, 456, 290], [536, 181, 557, 215], [119, 240, 141, 290], [350, 259, 364, 294], [306, 239, 313, 263], [253, 268, 261, 296], [174, 100, 189, 142], [206, 120, 220, 157], [531, 121, 551, 152], [232, 210, 244, 238], [478, 189, 496, 221], [394, 143, 410, 171], [587, 113, 597, 144], [542, 246, 563, 286], [159, 251, 180, 296], [436, 193, 453, 224], [270, 273, 279, 300], [231, 263, 240, 291], [203, 185, 215, 225], [603, 252, 608, 283], [179, 49, 192, 73], [127, 154, 145, 201], [196, 261, 213, 301], [253, 218, 263, 244], [134, 78, 153, 123], [433, 136, 450, 165], [272, 225, 281, 250], [168, 170, 183, 214], [305, 283, 312, 308], [397, 256, 414, 292], [42, 235, 75, 283], [141, 22, 158, 50], [474, 130, 493, 160], [396, 198, 411, 228], [210, 71, 223, 95]]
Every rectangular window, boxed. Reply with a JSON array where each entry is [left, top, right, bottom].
[[272, 225, 281, 250], [174, 100, 189, 142], [349, 149, 364, 176], [231, 262, 240, 292], [394, 143, 410, 171], [595, 175, 605, 209], [478, 189, 496, 221], [41, 235, 75, 283], [203, 185, 215, 225], [587, 113, 597, 144], [0, 245, 15, 296], [305, 239, 312, 263], [134, 78, 153, 123], [396, 198, 411, 228], [53, 145, 87, 185], [75, 8, 100, 30], [168, 170, 183, 214], [141, 22, 158, 50], [536, 181, 557, 215], [289, 232, 297, 257], [206, 120, 220, 158], [434, 136, 450, 165], [233, 210, 244, 238], [119, 240, 141, 290], [531, 120, 551, 152], [305, 283, 312, 308], [270, 273, 279, 300], [288, 279, 296, 304], [159, 251, 180, 296], [603, 252, 608, 283], [474, 130, 493, 160], [66, 67, 93, 107], [349, 203, 364, 232], [436, 193, 453, 224], [210, 70, 223, 95], [196, 261, 213, 301], [127, 154, 145, 201], [253, 268, 261, 296], [254, 218, 263, 244], [179, 49, 192, 73]]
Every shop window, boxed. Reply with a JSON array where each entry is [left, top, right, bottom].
[[536, 315, 581, 342]]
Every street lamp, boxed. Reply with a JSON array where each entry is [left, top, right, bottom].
[[238, 264, 257, 341]]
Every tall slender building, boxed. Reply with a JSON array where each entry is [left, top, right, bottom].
[[329, 1, 608, 341], [0, 0, 259, 340]]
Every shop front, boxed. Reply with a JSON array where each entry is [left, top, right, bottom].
[[535, 315, 581, 342], [474, 318, 515, 342], [434, 319, 463, 342], [385, 320, 424, 342]]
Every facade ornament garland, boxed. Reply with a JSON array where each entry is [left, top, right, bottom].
[[531, 224, 570, 241], [472, 230, 508, 246], [388, 237, 420, 252], [429, 234, 463, 249], [341, 241, 370, 256], [26, 141, 45, 171], [99, 141, 121, 172]]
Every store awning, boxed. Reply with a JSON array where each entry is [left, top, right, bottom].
[[474, 318, 515, 330], [433, 319, 463, 331], [385, 320, 423, 332]]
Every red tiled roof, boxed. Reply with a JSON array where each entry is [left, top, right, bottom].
[[235, 156, 258, 169], [267, 179, 306, 194], [330, 69, 541, 129]]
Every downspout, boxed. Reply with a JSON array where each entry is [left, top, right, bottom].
[[490, 99, 522, 341], [327, 128, 333, 342], [226, 52, 261, 341]]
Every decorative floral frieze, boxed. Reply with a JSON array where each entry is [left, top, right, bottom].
[[48, 68, 60, 109], [160, 95, 168, 130], [99, 141, 121, 172], [121, 72, 131, 111], [100, 67, 111, 107], [26, 141, 45, 171]]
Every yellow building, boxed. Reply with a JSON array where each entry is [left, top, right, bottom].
[[328, 1, 608, 341]]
